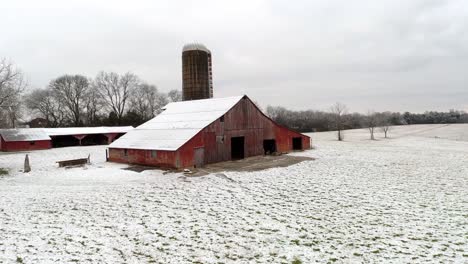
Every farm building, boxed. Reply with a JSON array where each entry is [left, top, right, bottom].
[[44, 127, 133, 148], [0, 129, 52, 152], [0, 126, 132, 152], [108, 95, 310, 169]]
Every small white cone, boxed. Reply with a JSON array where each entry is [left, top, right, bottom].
[[24, 154, 31, 173]]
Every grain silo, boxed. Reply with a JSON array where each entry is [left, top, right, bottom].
[[182, 43, 213, 101]]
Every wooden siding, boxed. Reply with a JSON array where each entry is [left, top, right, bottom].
[[108, 96, 311, 169], [195, 96, 310, 165], [109, 148, 178, 168], [0, 137, 51, 152], [108, 132, 205, 168]]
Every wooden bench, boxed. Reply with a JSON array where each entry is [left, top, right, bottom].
[[56, 157, 90, 168]]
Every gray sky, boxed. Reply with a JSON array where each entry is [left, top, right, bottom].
[[2, 0, 467, 112]]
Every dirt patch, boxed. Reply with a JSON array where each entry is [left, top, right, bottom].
[[123, 165, 171, 173], [122, 155, 314, 176], [0, 168, 8, 176], [191, 155, 314, 176]]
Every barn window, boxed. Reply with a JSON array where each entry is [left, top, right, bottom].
[[216, 135, 225, 143], [30, 141, 36, 145], [124, 149, 128, 157], [220, 115, 224, 122], [151, 150, 157, 158]]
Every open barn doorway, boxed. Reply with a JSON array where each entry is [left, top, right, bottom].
[[263, 139, 276, 155], [292, 137, 302, 150], [82, 134, 108, 146], [231, 136, 245, 160], [51, 136, 79, 148]]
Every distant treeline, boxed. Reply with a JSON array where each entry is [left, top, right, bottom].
[[2, 58, 467, 130], [266, 106, 468, 133]]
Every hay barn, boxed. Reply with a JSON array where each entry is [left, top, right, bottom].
[[0, 127, 132, 152], [108, 95, 310, 169]]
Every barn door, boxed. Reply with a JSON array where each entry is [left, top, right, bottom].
[[231, 136, 245, 160], [194, 147, 204, 168]]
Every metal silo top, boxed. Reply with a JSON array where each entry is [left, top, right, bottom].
[[182, 43, 211, 53]]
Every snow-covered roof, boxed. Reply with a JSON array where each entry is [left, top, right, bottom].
[[0, 129, 51, 142], [182, 43, 210, 53], [0, 126, 133, 142], [110, 96, 244, 151], [45, 126, 133, 136]]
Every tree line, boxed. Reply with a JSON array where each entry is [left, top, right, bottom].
[[267, 103, 468, 140], [1, 58, 467, 131], [0, 58, 182, 128]]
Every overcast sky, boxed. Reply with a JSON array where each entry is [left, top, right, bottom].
[[2, 0, 467, 112]]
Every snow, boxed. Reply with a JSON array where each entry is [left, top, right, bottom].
[[313, 124, 468, 142], [0, 127, 133, 143], [110, 96, 244, 151], [0, 124, 467, 263], [0, 129, 50, 142], [182, 43, 211, 53], [44, 126, 133, 136]]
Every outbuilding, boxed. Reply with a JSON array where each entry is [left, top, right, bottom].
[[108, 95, 310, 168], [44, 127, 132, 148], [0, 126, 133, 152], [0, 129, 52, 152]]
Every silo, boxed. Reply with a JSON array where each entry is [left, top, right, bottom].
[[182, 43, 213, 101]]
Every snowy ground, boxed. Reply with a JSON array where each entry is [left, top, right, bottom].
[[0, 124, 467, 263]]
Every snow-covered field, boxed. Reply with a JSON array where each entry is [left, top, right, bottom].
[[0, 124, 467, 263]]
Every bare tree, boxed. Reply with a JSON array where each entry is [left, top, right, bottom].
[[378, 112, 392, 138], [167, 89, 182, 102], [129, 83, 168, 120], [49, 75, 89, 126], [0, 98, 22, 128], [94, 72, 138, 124], [266, 105, 289, 125], [25, 88, 66, 127], [363, 110, 378, 140], [0, 58, 27, 128], [330, 102, 348, 141], [84, 85, 104, 126]]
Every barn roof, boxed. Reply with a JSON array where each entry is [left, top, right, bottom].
[[0, 129, 51, 142], [44, 126, 133, 136], [109, 96, 245, 151], [0, 126, 133, 142]]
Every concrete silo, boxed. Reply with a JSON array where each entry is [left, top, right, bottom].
[[182, 43, 213, 101]]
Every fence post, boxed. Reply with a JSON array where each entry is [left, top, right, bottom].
[[24, 154, 31, 173]]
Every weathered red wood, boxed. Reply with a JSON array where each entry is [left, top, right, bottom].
[[108, 96, 311, 169], [0, 136, 51, 152]]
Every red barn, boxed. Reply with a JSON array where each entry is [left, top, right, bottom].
[[108, 95, 310, 169], [0, 129, 52, 152], [0, 127, 133, 152]]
